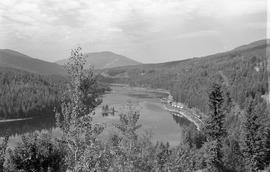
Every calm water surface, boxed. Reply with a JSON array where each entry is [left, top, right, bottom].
[[1, 85, 191, 146]]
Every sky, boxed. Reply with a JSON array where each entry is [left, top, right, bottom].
[[0, 0, 268, 63]]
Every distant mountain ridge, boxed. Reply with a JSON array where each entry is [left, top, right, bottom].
[[101, 39, 270, 72], [0, 49, 66, 76], [56, 51, 141, 69], [1, 39, 268, 76], [233, 39, 270, 52]]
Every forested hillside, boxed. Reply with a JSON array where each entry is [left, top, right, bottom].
[[0, 66, 111, 119], [0, 67, 67, 119], [101, 39, 269, 113]]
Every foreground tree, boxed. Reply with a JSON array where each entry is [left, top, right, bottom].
[[8, 132, 65, 172], [222, 136, 245, 172], [112, 103, 142, 172], [240, 96, 270, 171], [56, 47, 105, 171], [203, 83, 227, 171], [0, 136, 8, 172]]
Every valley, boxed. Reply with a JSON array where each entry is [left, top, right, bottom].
[[0, 39, 269, 171], [1, 1, 269, 170]]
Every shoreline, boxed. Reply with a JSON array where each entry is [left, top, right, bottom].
[[0, 117, 32, 123], [163, 104, 203, 130], [110, 83, 204, 130]]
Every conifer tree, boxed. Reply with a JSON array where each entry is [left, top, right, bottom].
[[205, 83, 227, 141], [204, 82, 227, 171], [240, 96, 270, 171]]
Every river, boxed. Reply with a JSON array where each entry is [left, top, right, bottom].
[[1, 85, 192, 146]]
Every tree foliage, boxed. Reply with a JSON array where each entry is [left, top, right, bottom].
[[0, 67, 66, 119], [8, 132, 65, 172], [0, 136, 8, 172], [240, 96, 270, 171], [112, 103, 142, 171], [203, 83, 227, 171], [56, 47, 105, 172]]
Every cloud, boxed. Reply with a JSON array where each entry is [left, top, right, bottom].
[[0, 0, 267, 62], [176, 30, 220, 39], [1, 15, 33, 26]]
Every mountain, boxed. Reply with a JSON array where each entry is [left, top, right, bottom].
[[56, 51, 141, 69], [100, 39, 269, 113], [102, 39, 270, 74], [0, 49, 66, 75], [232, 39, 269, 52]]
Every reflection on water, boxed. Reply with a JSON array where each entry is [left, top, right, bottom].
[[0, 116, 55, 137], [127, 92, 167, 99], [100, 112, 192, 130], [172, 114, 191, 128], [101, 104, 116, 117]]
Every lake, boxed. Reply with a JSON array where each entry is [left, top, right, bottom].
[[1, 85, 192, 146]]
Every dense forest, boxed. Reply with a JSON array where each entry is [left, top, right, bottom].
[[0, 67, 67, 119], [101, 40, 269, 114], [0, 66, 110, 119]]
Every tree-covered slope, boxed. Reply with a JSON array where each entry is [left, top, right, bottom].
[[0, 66, 110, 119], [0, 67, 67, 119], [101, 39, 269, 113]]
